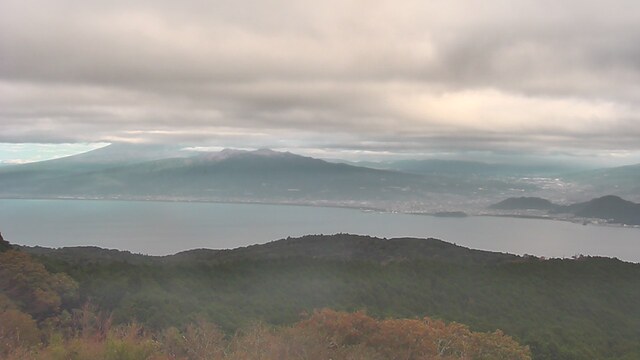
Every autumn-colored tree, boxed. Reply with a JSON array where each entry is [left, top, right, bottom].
[[0, 250, 78, 319], [0, 309, 41, 356], [297, 309, 378, 346], [176, 319, 226, 360], [226, 321, 383, 360], [470, 329, 534, 360], [371, 318, 439, 359], [2, 310, 531, 360], [297, 309, 531, 360]]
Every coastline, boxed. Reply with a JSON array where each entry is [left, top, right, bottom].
[[2, 195, 639, 229]]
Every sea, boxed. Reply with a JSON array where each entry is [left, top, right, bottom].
[[1, 199, 638, 262]]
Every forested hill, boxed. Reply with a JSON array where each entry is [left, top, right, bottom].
[[24, 234, 517, 265], [490, 197, 558, 211], [560, 195, 640, 225], [167, 234, 518, 264], [20, 234, 640, 360]]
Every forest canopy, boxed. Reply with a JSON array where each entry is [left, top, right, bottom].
[[2, 233, 639, 359]]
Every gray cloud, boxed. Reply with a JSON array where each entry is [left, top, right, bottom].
[[2, 0, 640, 159]]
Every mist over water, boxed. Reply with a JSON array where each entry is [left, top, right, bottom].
[[1, 199, 639, 262]]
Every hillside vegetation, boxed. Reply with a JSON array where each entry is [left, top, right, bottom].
[[0, 234, 531, 359], [4, 233, 640, 359]]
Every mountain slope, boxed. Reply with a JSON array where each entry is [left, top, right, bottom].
[[0, 143, 190, 196], [28, 149, 430, 201], [340, 159, 587, 177], [7, 146, 536, 203], [564, 163, 640, 200]]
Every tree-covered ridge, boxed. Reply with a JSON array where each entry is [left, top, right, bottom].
[[8, 234, 640, 359], [0, 237, 531, 359], [24, 234, 517, 265]]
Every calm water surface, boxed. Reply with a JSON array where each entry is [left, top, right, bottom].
[[1, 199, 638, 262]]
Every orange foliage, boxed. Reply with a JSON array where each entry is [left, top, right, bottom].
[[2, 308, 530, 359], [297, 308, 378, 346], [0, 309, 41, 356], [298, 309, 531, 360], [0, 250, 77, 319]]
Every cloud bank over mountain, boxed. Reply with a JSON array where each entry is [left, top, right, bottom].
[[2, 0, 640, 158]]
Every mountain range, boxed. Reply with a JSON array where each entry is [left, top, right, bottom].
[[490, 195, 640, 225], [1, 143, 639, 209], [342, 159, 590, 177], [0, 144, 417, 201], [0, 144, 537, 204]]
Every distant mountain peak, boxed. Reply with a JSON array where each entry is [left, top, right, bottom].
[[219, 148, 245, 154], [590, 195, 626, 203], [196, 148, 297, 162], [570, 195, 640, 224], [253, 148, 284, 156], [215, 148, 249, 158]]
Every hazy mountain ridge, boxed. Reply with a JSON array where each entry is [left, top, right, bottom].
[[0, 144, 536, 205], [0, 145, 420, 200], [0, 144, 191, 196], [490, 195, 640, 225], [335, 158, 592, 177], [2, 143, 639, 212], [564, 164, 640, 201], [0, 143, 189, 172], [556, 195, 640, 225], [41, 149, 426, 200], [387, 159, 586, 177]]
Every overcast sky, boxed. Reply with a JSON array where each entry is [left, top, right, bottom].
[[2, 0, 640, 164]]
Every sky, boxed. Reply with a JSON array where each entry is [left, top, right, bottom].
[[2, 0, 640, 164]]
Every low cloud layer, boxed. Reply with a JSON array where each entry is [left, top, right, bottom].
[[2, 0, 640, 158]]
